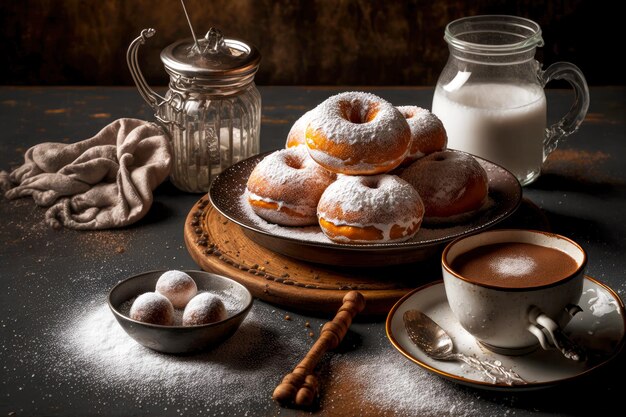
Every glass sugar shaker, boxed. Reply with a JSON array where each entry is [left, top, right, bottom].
[[127, 27, 261, 193]]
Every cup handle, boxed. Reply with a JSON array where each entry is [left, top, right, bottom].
[[538, 62, 590, 159], [527, 307, 586, 361], [527, 323, 554, 350]]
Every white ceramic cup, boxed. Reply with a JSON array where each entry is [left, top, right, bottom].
[[442, 229, 587, 358]]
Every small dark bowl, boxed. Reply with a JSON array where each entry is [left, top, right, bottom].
[[108, 270, 253, 354]]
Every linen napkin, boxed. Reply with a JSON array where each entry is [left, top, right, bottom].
[[1, 118, 171, 230]]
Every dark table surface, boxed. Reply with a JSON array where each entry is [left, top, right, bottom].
[[1, 86, 625, 417]]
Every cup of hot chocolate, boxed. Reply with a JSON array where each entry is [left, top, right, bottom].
[[442, 229, 587, 358]]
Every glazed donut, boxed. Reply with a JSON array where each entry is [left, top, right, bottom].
[[396, 106, 447, 166], [305, 92, 411, 175], [246, 145, 336, 226], [285, 110, 313, 148], [400, 150, 489, 222], [317, 174, 424, 244]]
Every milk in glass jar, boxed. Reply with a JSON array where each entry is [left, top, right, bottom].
[[128, 27, 261, 192], [432, 15, 589, 186]]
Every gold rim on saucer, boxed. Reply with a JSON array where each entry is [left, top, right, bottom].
[[385, 275, 626, 391]]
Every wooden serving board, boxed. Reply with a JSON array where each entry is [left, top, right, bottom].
[[184, 197, 445, 317], [184, 197, 549, 317]]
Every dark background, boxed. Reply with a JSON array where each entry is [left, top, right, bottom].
[[1, 0, 620, 86]]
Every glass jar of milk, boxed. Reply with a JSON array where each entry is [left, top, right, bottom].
[[432, 15, 589, 186]]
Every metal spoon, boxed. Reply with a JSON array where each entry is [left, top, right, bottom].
[[403, 309, 526, 385]]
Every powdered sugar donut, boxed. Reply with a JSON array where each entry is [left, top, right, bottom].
[[130, 292, 175, 326], [155, 270, 198, 309], [306, 92, 411, 175], [285, 110, 313, 148], [400, 150, 489, 222], [246, 145, 336, 226], [396, 106, 447, 166], [317, 174, 424, 244], [182, 292, 227, 326]]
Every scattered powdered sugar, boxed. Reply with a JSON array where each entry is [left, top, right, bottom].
[[54, 300, 313, 413], [320, 330, 509, 416], [491, 255, 537, 278], [55, 300, 510, 416]]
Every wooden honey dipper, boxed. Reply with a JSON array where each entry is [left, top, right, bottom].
[[272, 290, 366, 407]]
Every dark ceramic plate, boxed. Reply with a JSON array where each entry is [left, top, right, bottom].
[[209, 151, 522, 267]]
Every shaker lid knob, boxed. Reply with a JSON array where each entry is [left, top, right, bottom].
[[204, 28, 225, 54], [160, 27, 261, 78]]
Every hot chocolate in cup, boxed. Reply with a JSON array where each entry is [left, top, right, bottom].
[[442, 229, 587, 357]]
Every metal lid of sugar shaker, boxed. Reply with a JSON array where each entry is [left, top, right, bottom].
[[160, 28, 261, 88]]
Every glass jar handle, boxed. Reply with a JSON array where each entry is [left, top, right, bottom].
[[538, 62, 590, 159], [127, 29, 165, 112]]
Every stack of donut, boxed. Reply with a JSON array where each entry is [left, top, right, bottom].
[[246, 91, 489, 244]]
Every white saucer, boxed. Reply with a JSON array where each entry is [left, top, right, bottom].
[[386, 276, 625, 391]]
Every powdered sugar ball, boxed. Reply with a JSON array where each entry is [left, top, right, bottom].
[[155, 270, 198, 308], [129, 292, 175, 325], [182, 292, 227, 326]]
